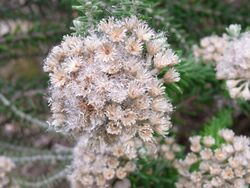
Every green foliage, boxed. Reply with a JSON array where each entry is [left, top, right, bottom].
[[189, 161, 200, 173], [166, 56, 221, 104], [201, 109, 233, 147], [130, 157, 178, 188], [237, 99, 250, 116], [71, 0, 152, 35]]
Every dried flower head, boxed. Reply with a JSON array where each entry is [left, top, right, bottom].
[[44, 16, 180, 146], [175, 129, 250, 188], [216, 31, 250, 100]]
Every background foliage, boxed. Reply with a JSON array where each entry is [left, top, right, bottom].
[[0, 0, 249, 187]]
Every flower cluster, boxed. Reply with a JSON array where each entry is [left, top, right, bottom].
[[158, 137, 182, 162], [175, 129, 250, 188], [0, 156, 15, 188], [44, 16, 179, 145], [44, 16, 180, 188], [69, 136, 137, 188], [216, 32, 250, 100], [193, 24, 250, 100], [192, 34, 229, 63]]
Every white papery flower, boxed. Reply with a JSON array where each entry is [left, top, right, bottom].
[[226, 24, 242, 38], [219, 129, 235, 142], [200, 148, 213, 160], [203, 136, 215, 147], [175, 129, 250, 188]]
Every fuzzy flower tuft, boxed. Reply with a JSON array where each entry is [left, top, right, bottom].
[[44, 16, 180, 145], [45, 16, 180, 188]]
